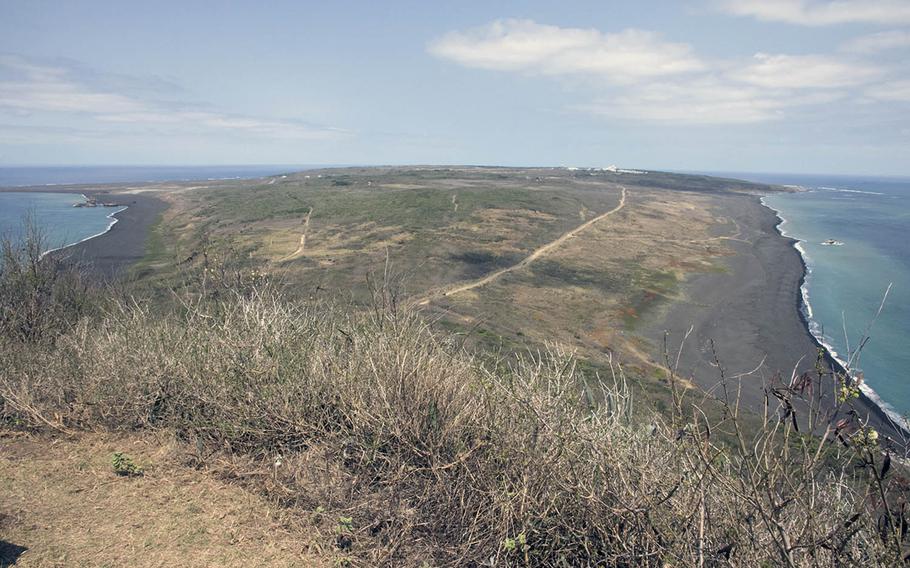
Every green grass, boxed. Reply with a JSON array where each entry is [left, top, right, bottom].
[[529, 258, 625, 292], [129, 166, 765, 419], [623, 267, 679, 330], [129, 212, 168, 278]]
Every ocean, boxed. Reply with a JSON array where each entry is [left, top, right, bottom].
[[0, 165, 317, 254], [0, 192, 122, 255], [736, 173, 910, 425], [4, 166, 907, 424], [0, 165, 314, 188]]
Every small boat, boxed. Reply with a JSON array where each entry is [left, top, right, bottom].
[[821, 239, 844, 246]]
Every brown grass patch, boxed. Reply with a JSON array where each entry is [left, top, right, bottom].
[[0, 431, 328, 567]]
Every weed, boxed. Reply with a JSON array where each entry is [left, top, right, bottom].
[[336, 516, 354, 551], [111, 452, 143, 477]]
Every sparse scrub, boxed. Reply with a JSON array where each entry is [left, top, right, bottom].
[[0, 219, 98, 343], [1, 275, 908, 565]]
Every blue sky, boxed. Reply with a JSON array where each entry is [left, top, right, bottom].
[[1, 0, 909, 174]]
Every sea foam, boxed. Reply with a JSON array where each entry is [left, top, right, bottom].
[[761, 195, 909, 433]]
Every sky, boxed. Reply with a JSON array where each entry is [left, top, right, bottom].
[[1, 0, 909, 175]]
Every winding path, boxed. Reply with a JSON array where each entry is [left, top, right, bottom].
[[280, 207, 313, 262], [416, 187, 627, 306]]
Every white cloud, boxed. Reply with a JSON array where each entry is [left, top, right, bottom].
[[429, 20, 893, 125], [842, 30, 910, 53], [428, 19, 704, 82], [717, 0, 910, 26], [732, 53, 883, 89], [579, 81, 785, 124], [0, 81, 145, 114], [0, 55, 342, 140], [94, 110, 342, 139], [578, 79, 843, 124], [864, 80, 910, 101]]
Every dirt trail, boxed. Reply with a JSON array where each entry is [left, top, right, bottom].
[[280, 207, 313, 262], [416, 187, 627, 306]]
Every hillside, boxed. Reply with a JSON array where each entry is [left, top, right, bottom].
[[131, 167, 787, 405], [3, 167, 905, 567]]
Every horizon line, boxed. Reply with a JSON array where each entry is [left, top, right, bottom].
[[0, 163, 908, 180]]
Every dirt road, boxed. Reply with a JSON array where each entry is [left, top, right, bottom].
[[416, 186, 627, 306], [280, 207, 313, 262]]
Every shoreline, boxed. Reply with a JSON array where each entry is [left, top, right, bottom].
[[1, 186, 168, 279], [5, 172, 904, 439], [640, 189, 905, 443], [761, 196, 910, 437], [38, 200, 128, 261], [58, 191, 168, 279], [0, 164, 312, 189]]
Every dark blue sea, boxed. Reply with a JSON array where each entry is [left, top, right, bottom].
[[0, 165, 315, 188], [728, 173, 910, 426]]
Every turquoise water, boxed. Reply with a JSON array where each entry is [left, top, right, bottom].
[[0, 165, 321, 253], [755, 175, 910, 423], [0, 192, 122, 254]]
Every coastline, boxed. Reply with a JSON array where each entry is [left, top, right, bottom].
[[38, 203, 127, 261], [0, 186, 168, 279], [4, 171, 904, 439], [640, 190, 905, 442], [761, 196, 910, 437], [54, 191, 168, 278]]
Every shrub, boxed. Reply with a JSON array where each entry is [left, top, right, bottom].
[[1, 284, 907, 566], [0, 218, 96, 343], [111, 451, 143, 476]]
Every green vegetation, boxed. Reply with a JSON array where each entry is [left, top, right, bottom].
[[624, 267, 679, 329], [5, 170, 903, 566], [129, 211, 168, 279], [132, 168, 781, 374], [111, 451, 143, 477], [1, 251, 908, 565]]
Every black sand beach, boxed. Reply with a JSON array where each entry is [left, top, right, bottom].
[[641, 192, 904, 439], [4, 176, 899, 439], [0, 186, 167, 279], [58, 192, 167, 278]]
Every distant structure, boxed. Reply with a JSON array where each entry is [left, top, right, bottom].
[[563, 165, 646, 175], [603, 165, 645, 174]]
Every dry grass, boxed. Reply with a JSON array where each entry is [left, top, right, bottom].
[[0, 218, 96, 344], [0, 430, 327, 567], [2, 276, 908, 566], [118, 167, 761, 389]]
